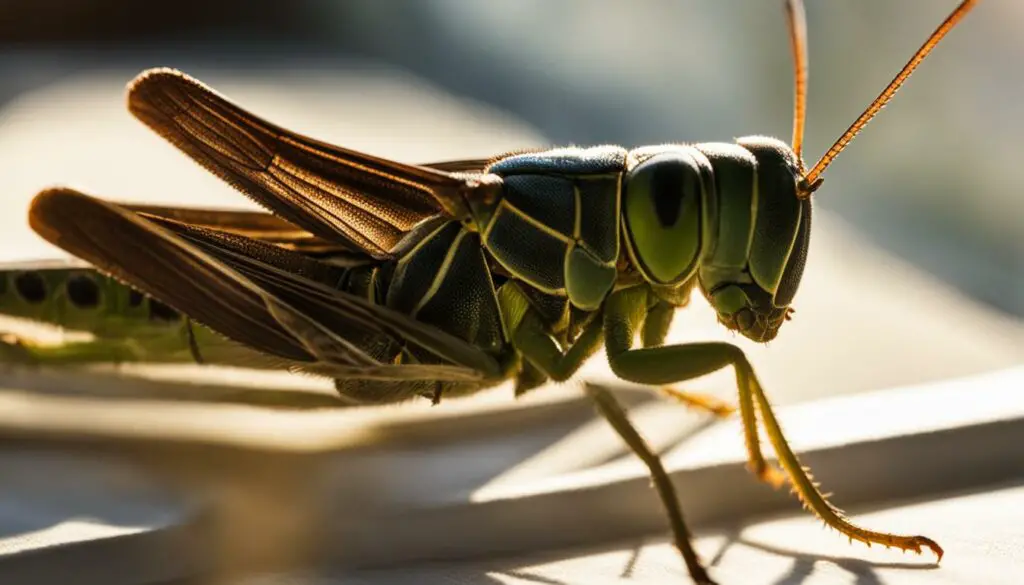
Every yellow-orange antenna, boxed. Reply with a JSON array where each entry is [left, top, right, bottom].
[[785, 0, 810, 168], [798, 0, 979, 198]]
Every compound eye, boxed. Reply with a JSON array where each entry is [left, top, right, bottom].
[[624, 152, 703, 284]]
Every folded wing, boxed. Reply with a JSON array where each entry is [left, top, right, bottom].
[[30, 188, 500, 382], [127, 68, 478, 258]]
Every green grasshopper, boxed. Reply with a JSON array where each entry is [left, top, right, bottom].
[[11, 1, 979, 582]]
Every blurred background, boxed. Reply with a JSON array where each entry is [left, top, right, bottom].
[[1, 0, 1021, 316]]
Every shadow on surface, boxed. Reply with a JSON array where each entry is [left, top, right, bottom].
[[736, 536, 938, 585]]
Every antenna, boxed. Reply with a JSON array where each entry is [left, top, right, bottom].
[[798, 0, 979, 198], [785, 0, 810, 167]]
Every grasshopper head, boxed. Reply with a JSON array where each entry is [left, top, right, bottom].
[[703, 136, 812, 343], [700, 0, 976, 343]]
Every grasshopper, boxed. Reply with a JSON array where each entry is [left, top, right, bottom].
[[11, 1, 978, 582]]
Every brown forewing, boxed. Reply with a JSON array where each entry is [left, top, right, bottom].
[[123, 203, 367, 260], [29, 188, 497, 381], [126, 68, 476, 259]]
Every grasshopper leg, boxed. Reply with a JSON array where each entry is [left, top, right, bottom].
[[586, 382, 716, 584], [659, 386, 736, 418], [185, 319, 204, 364], [603, 287, 943, 559], [641, 298, 736, 418], [607, 288, 783, 487], [499, 282, 605, 385], [0, 333, 144, 365], [502, 285, 714, 582]]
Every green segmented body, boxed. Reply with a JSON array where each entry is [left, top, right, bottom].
[[0, 260, 272, 366], [0, 259, 182, 332], [467, 136, 811, 343]]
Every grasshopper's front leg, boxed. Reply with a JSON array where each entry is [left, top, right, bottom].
[[500, 282, 714, 583], [499, 282, 606, 384], [641, 298, 737, 418], [603, 286, 943, 560], [501, 282, 736, 420]]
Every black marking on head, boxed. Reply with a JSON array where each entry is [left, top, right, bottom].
[[0, 274, 7, 296], [14, 272, 47, 304], [148, 299, 180, 322], [66, 274, 101, 309], [128, 289, 145, 308], [650, 164, 690, 228]]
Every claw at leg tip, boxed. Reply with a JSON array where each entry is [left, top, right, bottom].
[[917, 537, 943, 562]]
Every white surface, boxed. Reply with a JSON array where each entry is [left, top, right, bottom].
[[0, 367, 1012, 585], [316, 368, 1024, 567], [0, 452, 205, 585], [235, 483, 1024, 585]]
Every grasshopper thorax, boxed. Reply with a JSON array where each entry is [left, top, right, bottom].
[[622, 136, 811, 343]]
